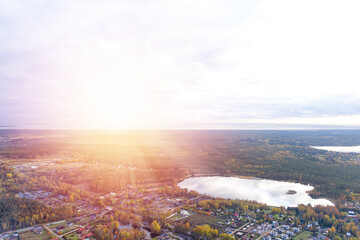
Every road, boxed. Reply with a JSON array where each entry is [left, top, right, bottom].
[[0, 211, 97, 238], [231, 222, 252, 236], [43, 225, 63, 240]]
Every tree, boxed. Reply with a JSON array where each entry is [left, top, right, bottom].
[[69, 193, 74, 202], [111, 220, 119, 231], [220, 233, 235, 240], [184, 222, 190, 230], [150, 220, 161, 234], [327, 227, 336, 239], [192, 224, 218, 240]]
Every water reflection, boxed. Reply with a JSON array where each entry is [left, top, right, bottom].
[[178, 176, 333, 207]]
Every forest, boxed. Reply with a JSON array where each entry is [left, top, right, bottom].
[[1, 129, 360, 198]]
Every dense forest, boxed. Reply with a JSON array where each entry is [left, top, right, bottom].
[[0, 197, 76, 232], [0, 163, 79, 232], [1, 130, 360, 197]]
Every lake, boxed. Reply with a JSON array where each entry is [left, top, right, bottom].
[[178, 176, 333, 207], [312, 146, 360, 153]]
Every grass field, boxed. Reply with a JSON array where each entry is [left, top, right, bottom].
[[183, 213, 226, 231], [293, 231, 312, 240], [186, 214, 223, 225], [66, 233, 81, 240], [169, 213, 186, 221], [19, 230, 53, 240], [47, 221, 66, 229]]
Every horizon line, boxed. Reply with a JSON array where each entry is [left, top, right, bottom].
[[1, 122, 360, 131]]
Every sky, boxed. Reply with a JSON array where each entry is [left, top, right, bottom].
[[0, 0, 360, 129]]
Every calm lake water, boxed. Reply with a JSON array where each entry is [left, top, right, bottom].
[[312, 146, 360, 153], [178, 176, 334, 207]]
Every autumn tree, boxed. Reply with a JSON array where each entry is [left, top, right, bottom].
[[192, 224, 218, 240], [220, 233, 235, 240], [150, 220, 161, 234]]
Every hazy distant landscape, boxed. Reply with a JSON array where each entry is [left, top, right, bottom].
[[2, 129, 360, 196]]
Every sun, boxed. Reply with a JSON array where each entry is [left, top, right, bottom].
[[87, 81, 148, 129]]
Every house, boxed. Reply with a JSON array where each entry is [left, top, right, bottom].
[[263, 236, 271, 240], [57, 225, 65, 230], [78, 227, 85, 234], [282, 225, 290, 230], [280, 234, 288, 239], [318, 234, 326, 240], [35, 228, 42, 234], [180, 209, 190, 216], [81, 232, 93, 240]]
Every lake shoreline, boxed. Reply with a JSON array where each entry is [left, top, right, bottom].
[[312, 145, 360, 153], [178, 176, 334, 207]]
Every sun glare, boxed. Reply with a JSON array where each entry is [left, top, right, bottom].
[[88, 81, 147, 129]]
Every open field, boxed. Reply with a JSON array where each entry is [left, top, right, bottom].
[[293, 231, 312, 240], [19, 230, 53, 240], [169, 213, 187, 221], [66, 234, 81, 240], [186, 214, 223, 225], [182, 213, 227, 231]]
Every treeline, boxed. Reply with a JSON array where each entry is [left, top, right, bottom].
[[40, 166, 189, 193], [0, 197, 76, 232], [173, 222, 235, 240], [0, 162, 89, 201], [0, 162, 27, 194], [92, 222, 146, 240], [196, 198, 267, 213]]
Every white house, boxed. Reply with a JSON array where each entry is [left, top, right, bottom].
[[180, 210, 190, 216]]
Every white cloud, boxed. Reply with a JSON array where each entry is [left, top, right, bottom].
[[0, 0, 360, 128]]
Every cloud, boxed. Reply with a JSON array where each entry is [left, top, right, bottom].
[[0, 0, 360, 128]]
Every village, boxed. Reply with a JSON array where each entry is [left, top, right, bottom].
[[1, 182, 359, 240]]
